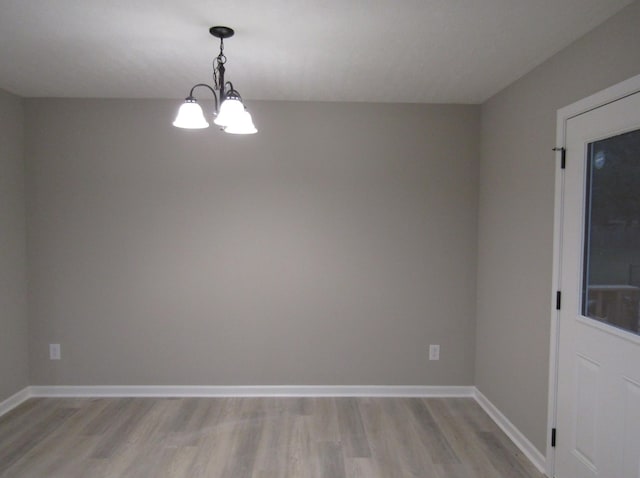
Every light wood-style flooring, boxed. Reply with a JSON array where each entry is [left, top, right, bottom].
[[0, 397, 544, 478]]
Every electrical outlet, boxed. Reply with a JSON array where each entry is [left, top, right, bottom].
[[429, 344, 440, 361], [49, 344, 61, 360]]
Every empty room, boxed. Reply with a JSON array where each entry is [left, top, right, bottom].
[[1, 1, 640, 477]]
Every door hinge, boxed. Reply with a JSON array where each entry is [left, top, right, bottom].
[[551, 428, 557, 447], [553, 147, 566, 169], [556, 291, 562, 310]]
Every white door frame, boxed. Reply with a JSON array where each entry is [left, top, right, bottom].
[[547, 73, 640, 477]]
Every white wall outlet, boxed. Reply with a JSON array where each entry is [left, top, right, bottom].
[[49, 343, 61, 360], [429, 344, 440, 361]]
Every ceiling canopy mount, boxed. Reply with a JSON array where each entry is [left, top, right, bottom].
[[209, 26, 235, 39]]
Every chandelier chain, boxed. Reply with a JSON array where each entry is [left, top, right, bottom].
[[213, 38, 227, 90]]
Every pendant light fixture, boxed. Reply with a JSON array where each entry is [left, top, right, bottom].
[[173, 26, 257, 134]]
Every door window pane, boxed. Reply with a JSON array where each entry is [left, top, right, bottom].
[[582, 129, 640, 335]]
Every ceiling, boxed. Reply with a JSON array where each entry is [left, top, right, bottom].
[[0, 0, 632, 103]]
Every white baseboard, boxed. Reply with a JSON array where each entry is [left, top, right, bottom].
[[0, 387, 32, 417], [29, 385, 475, 398], [474, 388, 547, 475]]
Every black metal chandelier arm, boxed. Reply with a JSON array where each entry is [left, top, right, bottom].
[[188, 83, 219, 113], [223, 81, 242, 101]]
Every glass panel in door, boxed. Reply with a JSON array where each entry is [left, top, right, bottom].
[[582, 128, 640, 335]]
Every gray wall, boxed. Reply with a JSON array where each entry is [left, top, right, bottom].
[[25, 100, 479, 386], [0, 89, 29, 402], [475, 0, 640, 454]]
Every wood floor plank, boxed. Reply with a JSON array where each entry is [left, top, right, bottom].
[[190, 399, 244, 478], [43, 439, 105, 478], [449, 398, 497, 433], [219, 399, 265, 478], [308, 397, 340, 442], [359, 398, 439, 477], [475, 430, 542, 478], [100, 399, 176, 477], [335, 397, 371, 458], [82, 397, 134, 436], [357, 398, 399, 476], [317, 441, 346, 478], [165, 397, 200, 433], [435, 463, 478, 478], [166, 446, 199, 478], [387, 398, 442, 475], [406, 398, 460, 464], [90, 398, 156, 459], [0, 396, 545, 478], [0, 399, 65, 446], [426, 398, 503, 478], [252, 408, 295, 476], [0, 399, 47, 439], [2, 400, 105, 478], [0, 406, 79, 475], [285, 416, 318, 478], [344, 457, 380, 478]]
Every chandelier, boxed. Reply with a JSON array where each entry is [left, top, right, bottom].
[[173, 26, 257, 134]]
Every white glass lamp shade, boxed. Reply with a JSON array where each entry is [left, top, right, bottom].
[[214, 97, 245, 127], [173, 99, 210, 129], [224, 110, 258, 135]]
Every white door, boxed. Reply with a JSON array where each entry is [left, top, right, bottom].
[[556, 90, 640, 478]]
